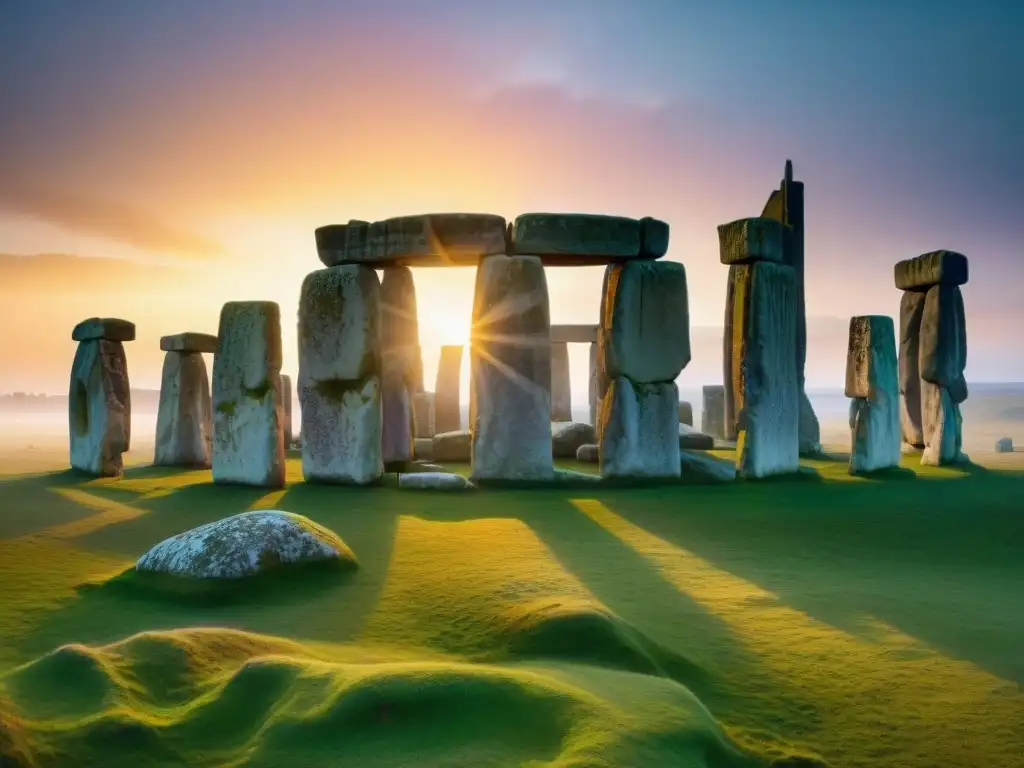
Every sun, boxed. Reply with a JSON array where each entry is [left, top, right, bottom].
[[420, 307, 471, 347]]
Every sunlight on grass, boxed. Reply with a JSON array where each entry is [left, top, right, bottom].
[[43, 488, 149, 540], [246, 489, 289, 511], [571, 498, 1024, 767]]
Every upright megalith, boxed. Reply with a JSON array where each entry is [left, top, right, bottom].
[[434, 345, 463, 433], [588, 342, 599, 426], [69, 317, 134, 476], [550, 341, 572, 421], [281, 374, 294, 447], [211, 303, 286, 487], [597, 259, 690, 478], [380, 267, 422, 466], [298, 266, 383, 484], [701, 385, 725, 440], [845, 316, 901, 474], [470, 255, 554, 481], [720, 218, 799, 478], [154, 332, 216, 468], [413, 391, 435, 438], [894, 251, 969, 466]]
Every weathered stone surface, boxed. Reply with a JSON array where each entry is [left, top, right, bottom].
[[995, 437, 1013, 453], [599, 378, 680, 479], [725, 261, 800, 479], [211, 302, 286, 487], [919, 284, 963, 386], [552, 421, 596, 459], [701, 385, 725, 440], [298, 266, 383, 484], [600, 260, 690, 384], [281, 374, 294, 447], [160, 332, 218, 354], [435, 345, 463, 434], [678, 401, 693, 426], [588, 342, 599, 426], [381, 374, 414, 466], [72, 317, 135, 343], [846, 316, 897, 400], [550, 341, 572, 421], [314, 224, 348, 267], [433, 430, 471, 463], [69, 339, 131, 476], [413, 391, 435, 438], [798, 392, 822, 456], [920, 380, 964, 466], [680, 449, 736, 483], [576, 443, 599, 463], [470, 255, 554, 481], [894, 250, 968, 291], [551, 324, 598, 344], [155, 351, 212, 467], [717, 218, 786, 265], [639, 217, 670, 258], [380, 266, 423, 391], [898, 290, 926, 447], [414, 437, 434, 461], [511, 213, 642, 264], [135, 510, 356, 579], [848, 396, 901, 474], [398, 471, 473, 491], [679, 423, 715, 450]]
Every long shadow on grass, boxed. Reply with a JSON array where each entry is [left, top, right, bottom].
[[0, 470, 108, 539], [609, 468, 1024, 685], [413, 489, 827, 738]]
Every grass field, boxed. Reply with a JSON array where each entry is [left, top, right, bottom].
[[1, 435, 1023, 767]]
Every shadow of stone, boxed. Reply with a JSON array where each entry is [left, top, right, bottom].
[[852, 466, 918, 482], [121, 464, 207, 481], [0, 471, 105, 539], [744, 466, 824, 484]]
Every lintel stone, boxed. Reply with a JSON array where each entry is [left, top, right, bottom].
[[551, 324, 598, 344], [717, 218, 786, 265], [72, 317, 136, 342], [894, 250, 968, 291], [160, 332, 218, 354]]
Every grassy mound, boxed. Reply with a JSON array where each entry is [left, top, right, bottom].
[[1, 627, 756, 768]]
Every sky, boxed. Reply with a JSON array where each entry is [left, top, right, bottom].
[[1, 0, 1022, 400]]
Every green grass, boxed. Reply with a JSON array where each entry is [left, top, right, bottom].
[[1, 443, 1023, 767]]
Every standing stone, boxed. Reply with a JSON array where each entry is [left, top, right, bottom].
[[701, 385, 725, 440], [550, 341, 572, 421], [678, 401, 693, 427], [298, 266, 383, 484], [721, 254, 799, 479], [845, 316, 900, 474], [68, 318, 134, 477], [470, 255, 554, 481], [380, 267, 421, 465], [898, 290, 926, 447], [155, 333, 214, 468], [413, 391, 435, 438], [596, 260, 689, 479], [211, 303, 286, 487], [588, 342, 599, 426], [920, 380, 963, 466], [435, 345, 463, 434], [281, 374, 294, 448]]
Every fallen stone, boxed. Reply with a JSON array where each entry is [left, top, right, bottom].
[[845, 316, 900, 474], [71, 317, 136, 343], [160, 332, 218, 354], [553, 467, 602, 483], [995, 437, 1014, 453], [680, 449, 737, 483], [211, 301, 286, 487], [576, 443, 599, 463], [920, 380, 964, 466], [600, 260, 690, 383], [701, 385, 725, 439], [717, 217, 786, 265], [550, 342, 572, 421], [69, 339, 131, 476], [551, 324, 598, 344], [433, 430, 471, 463], [898, 290, 926, 447], [511, 213, 642, 264], [470, 255, 554, 481], [434, 345, 463, 434], [599, 378, 680, 479], [552, 421, 596, 459], [919, 284, 962, 386], [281, 374, 294, 447], [639, 217, 670, 258], [413, 391, 435, 438], [398, 471, 474, 491], [894, 250, 968, 291], [135, 510, 356, 579], [679, 423, 715, 450], [726, 261, 800, 479], [414, 437, 434, 461], [678, 400, 693, 426], [154, 351, 212, 468], [297, 266, 383, 485]]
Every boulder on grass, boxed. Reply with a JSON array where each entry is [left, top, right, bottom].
[[135, 510, 357, 579], [398, 472, 474, 491], [552, 421, 596, 458], [576, 443, 599, 463], [679, 423, 715, 450]]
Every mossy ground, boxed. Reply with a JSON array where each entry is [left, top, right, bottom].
[[1, 440, 1022, 767]]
